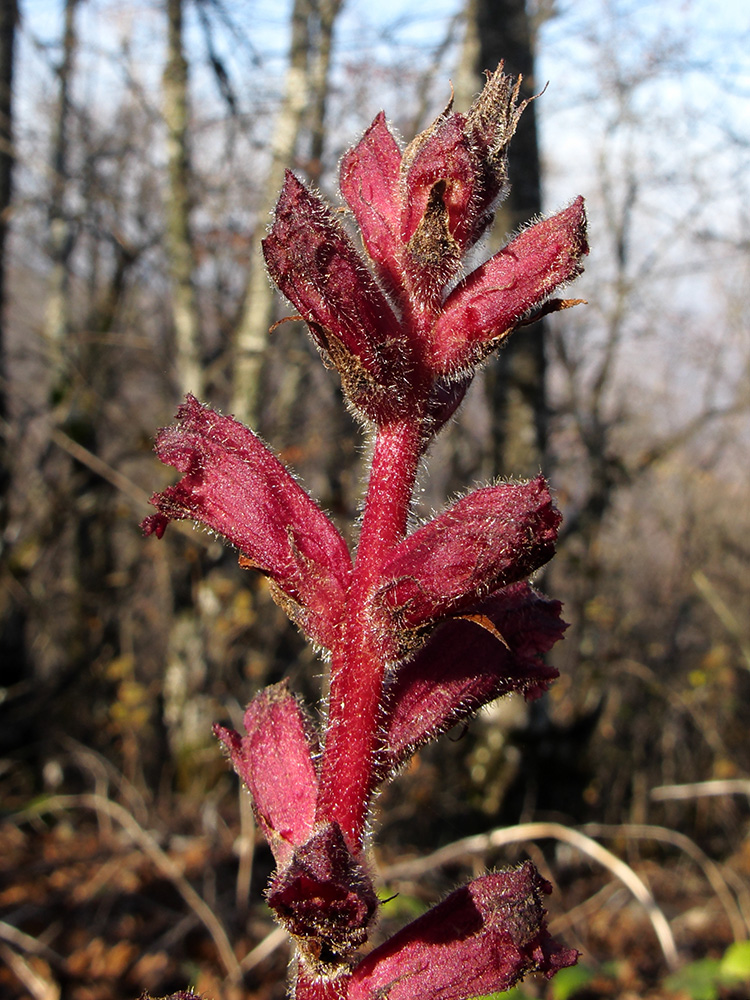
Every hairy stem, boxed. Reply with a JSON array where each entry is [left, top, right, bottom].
[[316, 418, 423, 847], [296, 966, 349, 1000]]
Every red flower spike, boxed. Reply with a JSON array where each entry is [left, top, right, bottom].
[[141, 396, 351, 650], [267, 822, 378, 976], [347, 862, 578, 1000], [375, 476, 560, 637], [430, 197, 588, 376], [376, 583, 566, 781], [142, 63, 585, 1000], [214, 682, 319, 869], [263, 172, 410, 420], [340, 112, 404, 298]]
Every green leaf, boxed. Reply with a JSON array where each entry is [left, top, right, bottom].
[[469, 987, 529, 1000], [550, 964, 597, 1000], [719, 940, 750, 983], [377, 891, 427, 921], [664, 958, 722, 1000]]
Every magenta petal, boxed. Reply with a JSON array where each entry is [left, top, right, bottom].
[[268, 821, 378, 974], [340, 112, 404, 297], [376, 476, 560, 633], [430, 198, 588, 375], [377, 583, 566, 780], [262, 171, 404, 389], [348, 862, 577, 1000], [141, 396, 351, 649], [401, 114, 476, 251], [214, 682, 318, 868]]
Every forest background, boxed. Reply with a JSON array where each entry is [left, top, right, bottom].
[[1, 1, 750, 998]]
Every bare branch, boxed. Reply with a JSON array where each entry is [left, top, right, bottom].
[[382, 820, 679, 969], [10, 793, 243, 985]]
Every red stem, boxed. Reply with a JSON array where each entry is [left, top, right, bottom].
[[316, 417, 423, 848], [296, 966, 349, 1000]]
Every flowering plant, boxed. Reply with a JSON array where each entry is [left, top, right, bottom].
[[143, 65, 588, 1000]]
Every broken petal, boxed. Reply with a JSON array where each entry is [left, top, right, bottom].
[[401, 114, 477, 253]]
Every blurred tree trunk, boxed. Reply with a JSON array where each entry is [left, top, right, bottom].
[[44, 0, 79, 391], [163, 0, 203, 398], [0, 0, 20, 687], [0, 0, 17, 459], [460, 0, 548, 478], [306, 0, 343, 181], [231, 0, 344, 426]]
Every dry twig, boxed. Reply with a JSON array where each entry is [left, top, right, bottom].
[[0, 921, 63, 966], [239, 925, 289, 973], [651, 780, 750, 803], [582, 822, 748, 940], [0, 942, 60, 1000], [381, 821, 680, 969], [9, 793, 243, 984]]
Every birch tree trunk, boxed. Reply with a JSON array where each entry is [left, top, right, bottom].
[[231, 0, 343, 426], [163, 0, 203, 399]]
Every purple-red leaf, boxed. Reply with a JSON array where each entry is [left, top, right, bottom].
[[376, 476, 560, 634], [348, 862, 578, 1000], [340, 112, 404, 297], [214, 682, 318, 868], [377, 583, 566, 780], [430, 198, 588, 375], [141, 395, 351, 649], [262, 171, 406, 412]]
